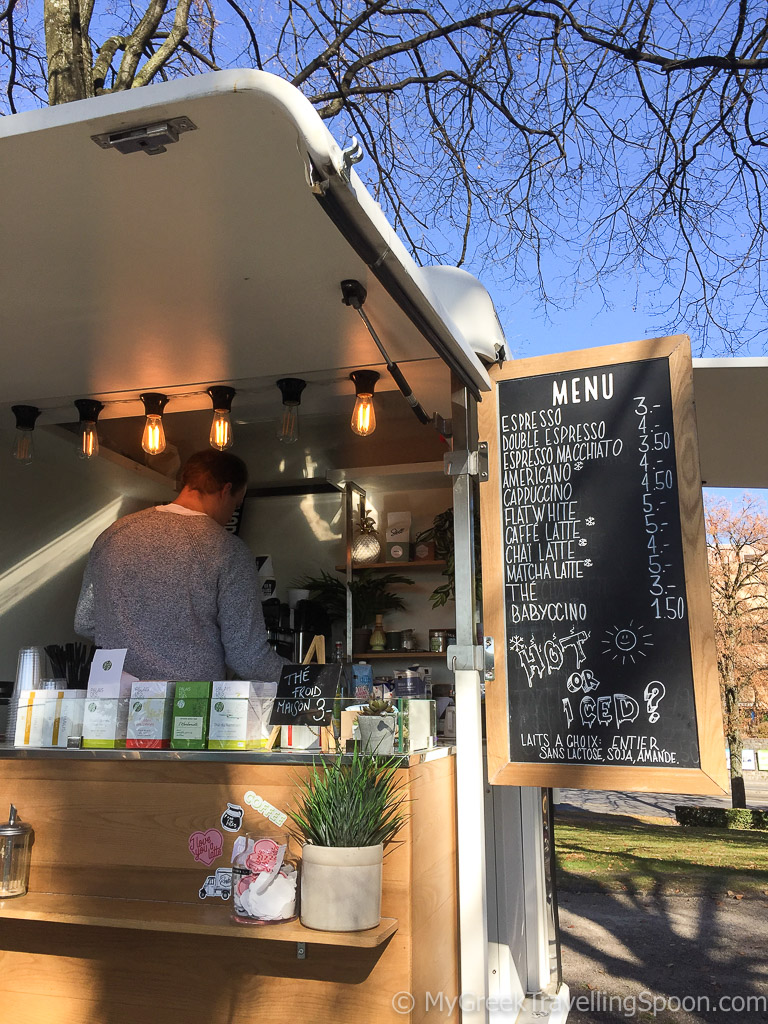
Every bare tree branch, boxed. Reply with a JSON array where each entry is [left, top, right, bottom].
[[8, 0, 768, 353]]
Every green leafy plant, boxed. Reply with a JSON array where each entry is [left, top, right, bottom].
[[289, 747, 408, 848], [357, 498, 377, 535], [415, 507, 482, 609], [295, 569, 413, 628], [358, 699, 396, 717]]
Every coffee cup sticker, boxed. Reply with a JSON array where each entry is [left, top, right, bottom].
[[220, 802, 244, 832]]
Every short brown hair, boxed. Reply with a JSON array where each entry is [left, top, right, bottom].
[[181, 451, 248, 494]]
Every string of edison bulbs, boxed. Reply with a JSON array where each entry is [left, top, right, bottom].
[[11, 371, 380, 464]]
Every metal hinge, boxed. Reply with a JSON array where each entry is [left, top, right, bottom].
[[446, 637, 495, 679], [483, 636, 495, 681], [340, 137, 364, 180], [296, 942, 307, 960], [91, 116, 196, 156], [446, 644, 483, 673], [443, 441, 488, 481]]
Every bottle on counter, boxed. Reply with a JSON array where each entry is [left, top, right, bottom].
[[420, 668, 432, 700]]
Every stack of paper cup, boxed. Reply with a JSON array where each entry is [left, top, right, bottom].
[[7, 647, 44, 746]]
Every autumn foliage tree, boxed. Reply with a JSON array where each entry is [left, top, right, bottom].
[[2, 1, 768, 354], [705, 496, 768, 808]]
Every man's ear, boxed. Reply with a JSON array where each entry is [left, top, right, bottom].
[[221, 482, 233, 498]]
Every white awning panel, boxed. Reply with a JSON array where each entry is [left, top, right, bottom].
[[0, 70, 496, 421], [692, 358, 768, 488]]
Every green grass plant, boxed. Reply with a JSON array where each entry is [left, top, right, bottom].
[[555, 811, 768, 897], [289, 747, 408, 848]]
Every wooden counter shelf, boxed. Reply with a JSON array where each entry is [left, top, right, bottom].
[[0, 750, 458, 1023], [335, 559, 446, 570], [352, 650, 446, 659], [0, 892, 397, 947]]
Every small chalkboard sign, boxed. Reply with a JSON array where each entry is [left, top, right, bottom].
[[479, 336, 727, 795], [268, 663, 342, 726]]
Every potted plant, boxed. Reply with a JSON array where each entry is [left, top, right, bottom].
[[356, 699, 398, 755], [290, 748, 408, 932], [295, 569, 414, 652], [415, 507, 482, 608]]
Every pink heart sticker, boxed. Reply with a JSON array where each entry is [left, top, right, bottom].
[[245, 838, 280, 874], [188, 829, 224, 866]]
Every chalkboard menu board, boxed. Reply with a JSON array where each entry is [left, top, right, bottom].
[[479, 337, 727, 795], [268, 663, 341, 726]]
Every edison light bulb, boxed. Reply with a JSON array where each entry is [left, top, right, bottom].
[[349, 370, 379, 437], [12, 428, 34, 464], [210, 409, 233, 450], [11, 405, 40, 465], [142, 414, 166, 455], [351, 393, 376, 436], [139, 393, 169, 455], [75, 401, 104, 459], [80, 421, 99, 459], [277, 402, 299, 444], [275, 378, 306, 445]]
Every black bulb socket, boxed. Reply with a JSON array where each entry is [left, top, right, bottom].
[[276, 378, 307, 406], [74, 399, 104, 424], [140, 393, 169, 417], [12, 405, 40, 430], [206, 385, 236, 412], [350, 370, 380, 396]]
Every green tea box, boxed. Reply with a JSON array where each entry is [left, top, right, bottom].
[[82, 681, 131, 749], [207, 680, 277, 751], [127, 681, 176, 749], [171, 681, 212, 750]]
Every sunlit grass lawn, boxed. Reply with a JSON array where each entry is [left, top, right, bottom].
[[555, 812, 768, 897]]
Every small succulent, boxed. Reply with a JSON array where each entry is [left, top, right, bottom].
[[358, 699, 396, 717]]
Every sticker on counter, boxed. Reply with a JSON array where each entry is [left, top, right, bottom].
[[198, 867, 232, 901], [188, 828, 224, 866], [244, 790, 288, 828], [220, 802, 244, 832]]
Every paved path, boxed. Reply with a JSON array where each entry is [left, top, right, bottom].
[[559, 891, 768, 1022], [555, 780, 768, 819]]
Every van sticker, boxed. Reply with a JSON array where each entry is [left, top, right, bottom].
[[198, 867, 232, 901]]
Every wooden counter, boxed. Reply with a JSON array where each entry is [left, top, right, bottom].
[[0, 751, 458, 1023]]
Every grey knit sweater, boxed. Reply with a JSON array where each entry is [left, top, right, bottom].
[[75, 507, 286, 682]]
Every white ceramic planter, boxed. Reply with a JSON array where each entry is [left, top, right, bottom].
[[356, 714, 397, 755], [300, 843, 384, 931]]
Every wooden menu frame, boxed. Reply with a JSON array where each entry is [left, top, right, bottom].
[[479, 335, 728, 794]]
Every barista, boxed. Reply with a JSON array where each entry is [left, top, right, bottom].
[[75, 450, 287, 682]]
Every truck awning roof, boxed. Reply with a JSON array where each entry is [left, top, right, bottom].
[[0, 70, 498, 422], [692, 358, 768, 489]]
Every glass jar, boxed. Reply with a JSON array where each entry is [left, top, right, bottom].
[[231, 832, 299, 924], [401, 628, 416, 651], [429, 629, 450, 653], [0, 805, 34, 898]]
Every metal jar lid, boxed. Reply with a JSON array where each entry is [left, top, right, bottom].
[[0, 805, 33, 838]]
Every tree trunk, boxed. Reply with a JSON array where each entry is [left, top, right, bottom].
[[44, 0, 91, 105], [724, 682, 746, 808]]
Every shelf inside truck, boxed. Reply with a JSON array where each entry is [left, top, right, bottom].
[[0, 892, 397, 947]]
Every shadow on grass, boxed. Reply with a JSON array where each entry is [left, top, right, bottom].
[[555, 813, 768, 1022]]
